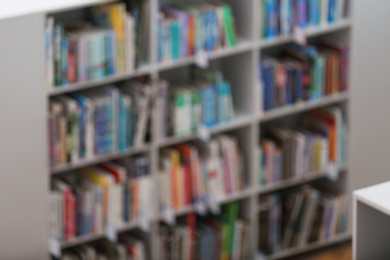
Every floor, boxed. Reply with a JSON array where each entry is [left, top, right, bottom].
[[290, 241, 352, 260]]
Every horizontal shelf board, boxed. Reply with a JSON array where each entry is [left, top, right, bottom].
[[257, 165, 347, 194], [61, 221, 138, 249], [174, 188, 253, 217], [267, 232, 351, 260], [259, 20, 351, 49], [157, 115, 254, 147], [157, 40, 253, 72], [48, 65, 152, 96], [51, 145, 150, 174], [259, 92, 349, 122], [61, 233, 105, 249]]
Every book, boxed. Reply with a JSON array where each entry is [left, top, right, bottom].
[[259, 107, 346, 186], [158, 135, 245, 218], [261, 0, 349, 40], [49, 80, 151, 168], [258, 185, 348, 255], [46, 2, 148, 88], [158, 2, 237, 63]]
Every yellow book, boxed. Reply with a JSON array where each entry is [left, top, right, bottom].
[[162, 149, 180, 209], [81, 167, 114, 225]]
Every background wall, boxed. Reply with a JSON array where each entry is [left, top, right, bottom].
[[349, 0, 390, 192]]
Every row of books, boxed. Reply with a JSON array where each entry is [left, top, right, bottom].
[[157, 2, 237, 63], [49, 155, 153, 242], [159, 204, 250, 260], [45, 2, 150, 88], [258, 185, 347, 255], [156, 66, 235, 138], [258, 107, 347, 185], [262, 0, 349, 39], [61, 236, 148, 260], [159, 135, 245, 220], [260, 39, 348, 111], [49, 80, 151, 167]]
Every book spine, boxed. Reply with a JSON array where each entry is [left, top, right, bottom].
[[54, 24, 63, 86], [61, 38, 68, 86], [68, 39, 77, 84]]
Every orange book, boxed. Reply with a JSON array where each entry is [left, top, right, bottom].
[[162, 149, 180, 209], [176, 145, 193, 205], [311, 111, 336, 162], [131, 180, 139, 221]]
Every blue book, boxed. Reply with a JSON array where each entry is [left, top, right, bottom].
[[170, 20, 180, 60], [295, 68, 304, 101], [285, 66, 293, 104], [328, 0, 336, 23], [61, 38, 68, 86], [266, 0, 277, 38], [297, 0, 307, 29], [201, 85, 218, 127], [118, 95, 130, 151], [268, 64, 275, 109], [210, 9, 218, 50], [106, 30, 116, 75], [72, 94, 87, 158]]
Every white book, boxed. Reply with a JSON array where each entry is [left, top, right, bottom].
[[134, 86, 152, 147], [45, 16, 54, 89], [48, 191, 60, 240], [295, 132, 306, 177], [321, 0, 329, 26], [299, 188, 320, 246], [83, 96, 95, 160], [125, 13, 135, 73], [330, 198, 339, 237]]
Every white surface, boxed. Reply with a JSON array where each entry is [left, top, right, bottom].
[[0, 0, 112, 20], [354, 181, 390, 216]]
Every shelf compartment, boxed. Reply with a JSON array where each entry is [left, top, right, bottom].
[[259, 20, 351, 49], [259, 92, 349, 122], [51, 145, 151, 174]]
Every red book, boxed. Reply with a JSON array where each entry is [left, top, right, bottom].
[[187, 213, 196, 260], [69, 192, 76, 239], [176, 145, 194, 204], [68, 40, 77, 83]]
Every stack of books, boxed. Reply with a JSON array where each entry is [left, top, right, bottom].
[[258, 185, 348, 255], [49, 155, 153, 243], [261, 0, 349, 39], [156, 66, 235, 139], [260, 40, 348, 111], [49, 80, 151, 168], [157, 2, 237, 63], [258, 107, 347, 186], [158, 135, 245, 216], [61, 236, 148, 259], [159, 203, 251, 260], [45, 2, 150, 88]]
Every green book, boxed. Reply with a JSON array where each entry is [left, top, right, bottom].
[[222, 6, 237, 47], [222, 202, 239, 257], [191, 88, 201, 133]]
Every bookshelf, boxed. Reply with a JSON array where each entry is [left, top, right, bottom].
[[0, 0, 352, 258]]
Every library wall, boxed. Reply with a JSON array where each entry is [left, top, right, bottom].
[[349, 0, 390, 191]]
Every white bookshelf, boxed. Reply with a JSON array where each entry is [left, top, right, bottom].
[[353, 181, 390, 260], [3, 0, 352, 258]]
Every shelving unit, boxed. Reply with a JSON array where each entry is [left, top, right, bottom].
[[40, 0, 353, 258]]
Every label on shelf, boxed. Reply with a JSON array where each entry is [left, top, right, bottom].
[[198, 124, 211, 142], [162, 206, 175, 225], [48, 237, 61, 258], [195, 50, 209, 68], [327, 163, 339, 181], [195, 200, 207, 216], [105, 223, 117, 242], [293, 26, 307, 45]]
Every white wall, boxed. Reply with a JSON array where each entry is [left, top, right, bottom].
[[349, 0, 390, 192]]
